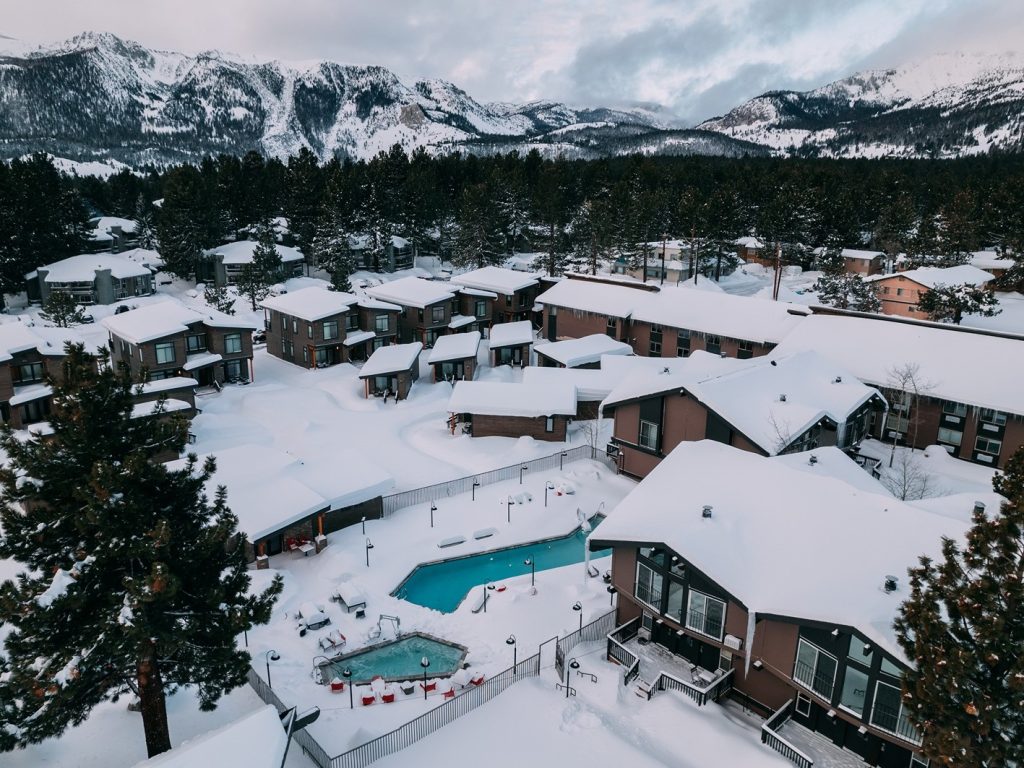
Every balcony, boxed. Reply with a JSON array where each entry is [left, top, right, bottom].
[[793, 659, 835, 700], [634, 582, 662, 609]]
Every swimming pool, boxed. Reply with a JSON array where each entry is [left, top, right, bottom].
[[327, 633, 467, 683], [393, 517, 610, 613]]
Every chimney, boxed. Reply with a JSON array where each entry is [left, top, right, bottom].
[[973, 501, 986, 516], [883, 575, 898, 593], [808, 454, 818, 466], [779, 394, 787, 402], [701, 505, 713, 519], [833, 376, 842, 383], [770, 360, 777, 366]]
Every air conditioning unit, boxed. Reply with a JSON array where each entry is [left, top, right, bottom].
[[723, 634, 743, 651], [605, 443, 620, 458], [638, 626, 651, 642]]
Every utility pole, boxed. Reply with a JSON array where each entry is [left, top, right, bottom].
[[772, 242, 783, 301], [660, 234, 667, 286]]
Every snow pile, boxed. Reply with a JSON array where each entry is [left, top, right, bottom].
[[487, 321, 534, 349], [534, 334, 632, 368]]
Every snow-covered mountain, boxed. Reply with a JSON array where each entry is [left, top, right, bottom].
[[697, 53, 1024, 158], [0, 32, 761, 166]]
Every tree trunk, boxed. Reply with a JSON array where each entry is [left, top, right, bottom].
[[548, 221, 556, 277], [137, 647, 172, 758]]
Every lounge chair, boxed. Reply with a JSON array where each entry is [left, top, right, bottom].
[[469, 673, 485, 686], [318, 630, 347, 652], [420, 680, 437, 694], [330, 678, 345, 693], [399, 681, 416, 696]]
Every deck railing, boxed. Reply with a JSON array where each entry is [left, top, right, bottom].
[[653, 667, 734, 707], [605, 617, 640, 685], [761, 699, 815, 768], [380, 444, 599, 517], [555, 610, 617, 681]]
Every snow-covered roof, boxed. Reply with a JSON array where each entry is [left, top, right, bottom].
[[450, 266, 541, 295], [457, 287, 498, 299], [183, 352, 223, 371], [631, 286, 809, 344], [34, 253, 152, 282], [343, 330, 376, 347], [867, 264, 994, 288], [130, 398, 192, 419], [134, 705, 286, 768], [137, 376, 198, 395], [167, 444, 393, 541], [0, 322, 97, 362], [448, 314, 476, 330], [813, 247, 884, 261], [90, 216, 137, 239], [591, 440, 968, 664], [347, 233, 409, 251], [365, 276, 454, 309], [101, 300, 256, 344], [522, 366, 630, 402], [118, 247, 165, 269], [773, 312, 1024, 415], [534, 334, 633, 368], [261, 286, 359, 321], [9, 383, 52, 406], [448, 380, 577, 418], [600, 351, 739, 409], [534, 279, 650, 318], [357, 297, 403, 312], [359, 342, 422, 377], [488, 320, 534, 349], [427, 331, 481, 363], [734, 236, 764, 249], [206, 240, 305, 265], [969, 250, 1015, 271], [770, 446, 888, 496]]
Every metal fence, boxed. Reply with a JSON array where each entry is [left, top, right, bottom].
[[381, 444, 598, 517], [605, 617, 640, 686], [654, 667, 734, 707], [554, 609, 617, 681], [761, 698, 815, 768], [246, 668, 334, 768], [330, 652, 541, 768]]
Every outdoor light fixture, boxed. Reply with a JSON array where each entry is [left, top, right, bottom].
[[752, 659, 764, 670], [506, 634, 517, 671], [365, 538, 374, 567], [560, 451, 568, 470], [544, 481, 555, 507], [420, 657, 431, 700], [472, 478, 480, 501], [342, 667, 354, 709], [572, 601, 583, 631], [265, 649, 280, 689], [524, 558, 535, 587], [606, 584, 617, 606], [520, 464, 527, 484], [361, 516, 366, 534], [430, 502, 437, 528], [506, 495, 514, 523], [565, 657, 580, 697]]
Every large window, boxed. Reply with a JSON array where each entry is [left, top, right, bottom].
[[677, 330, 690, 357], [432, 306, 446, 324], [16, 362, 44, 384], [686, 590, 725, 640], [937, 427, 963, 447], [871, 681, 920, 744], [975, 435, 1002, 457], [666, 580, 684, 623], [186, 334, 207, 354], [794, 639, 838, 700], [224, 333, 243, 354], [639, 419, 659, 450], [20, 398, 50, 424], [839, 666, 869, 717], [154, 342, 175, 365], [322, 320, 339, 341], [345, 313, 359, 331], [375, 315, 390, 333], [634, 562, 663, 610], [649, 325, 662, 356], [979, 408, 1007, 426], [942, 401, 967, 418], [705, 334, 721, 355], [475, 300, 488, 318], [737, 340, 753, 359]]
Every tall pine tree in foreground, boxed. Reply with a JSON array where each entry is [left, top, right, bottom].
[[894, 446, 1024, 766], [0, 345, 281, 758]]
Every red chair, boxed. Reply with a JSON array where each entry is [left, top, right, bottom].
[[443, 688, 455, 700], [330, 679, 345, 693], [382, 691, 396, 704], [470, 674, 485, 686], [420, 681, 437, 694], [361, 693, 376, 706]]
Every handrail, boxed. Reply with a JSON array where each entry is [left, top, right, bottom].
[[605, 617, 640, 686], [761, 699, 815, 768]]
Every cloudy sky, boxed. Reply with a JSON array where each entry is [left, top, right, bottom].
[[3, 0, 1023, 123]]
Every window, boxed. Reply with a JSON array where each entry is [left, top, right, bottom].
[[16, 362, 44, 384], [282, 339, 294, 359], [291, 318, 298, 333], [432, 306, 446, 324], [345, 313, 359, 331], [666, 580, 684, 623], [606, 316, 617, 337], [307, 324, 313, 339], [840, 666, 869, 717], [154, 342, 175, 365], [221, 333, 241, 355], [186, 334, 207, 354], [373, 337, 386, 351], [281, 314, 287, 332], [302, 346, 309, 364], [705, 334, 721, 355], [794, 639, 838, 700], [475, 300, 488, 318], [871, 681, 919, 743], [224, 359, 244, 381], [322, 320, 339, 341], [975, 435, 1002, 456], [937, 427, 962, 447], [147, 369, 173, 381], [896, 287, 904, 296], [649, 324, 662, 356], [634, 562, 663, 609], [677, 330, 690, 357], [910, 753, 930, 768], [20, 398, 50, 424], [847, 635, 874, 667], [425, 329, 439, 348], [545, 416, 554, 433], [686, 590, 725, 640], [639, 419, 659, 450], [795, 693, 812, 717], [737, 340, 753, 359], [418, 309, 424, 323], [881, 286, 891, 295], [375, 315, 390, 333], [980, 408, 1007, 426], [879, 656, 903, 679], [942, 401, 967, 418], [505, 295, 512, 307]]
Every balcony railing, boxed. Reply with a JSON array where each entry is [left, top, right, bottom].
[[686, 609, 723, 640], [605, 618, 641, 686], [635, 582, 662, 608], [793, 659, 835, 700], [871, 704, 923, 746]]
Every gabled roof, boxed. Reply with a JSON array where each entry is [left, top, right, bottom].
[[427, 331, 481, 364], [359, 342, 422, 377], [866, 265, 994, 289], [101, 300, 256, 344], [365, 276, 454, 309], [135, 705, 286, 768], [488, 320, 534, 349], [32, 253, 152, 282], [773, 312, 1024, 415], [206, 240, 305, 265], [522, 365, 631, 402], [534, 334, 633, 368], [813, 246, 884, 261], [450, 266, 541, 295], [591, 440, 968, 664], [261, 286, 359, 322], [0, 322, 99, 362], [534, 279, 649, 318], [448, 380, 577, 418]]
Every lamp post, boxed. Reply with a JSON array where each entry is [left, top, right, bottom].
[[265, 649, 280, 689], [572, 601, 582, 631], [420, 657, 430, 700], [565, 657, 580, 697], [506, 634, 517, 672], [342, 667, 353, 709], [607, 585, 617, 607], [506, 496, 513, 524], [430, 502, 437, 528], [520, 464, 527, 484], [523, 558, 535, 587], [560, 451, 567, 471], [361, 516, 366, 534], [472, 478, 480, 501], [544, 481, 554, 507], [365, 538, 374, 567]]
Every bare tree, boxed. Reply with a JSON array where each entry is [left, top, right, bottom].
[[880, 450, 935, 500], [767, 411, 794, 455], [577, 418, 602, 459], [884, 363, 934, 465]]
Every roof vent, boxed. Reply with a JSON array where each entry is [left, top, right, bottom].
[[770, 360, 777, 366], [833, 376, 842, 383], [883, 575, 899, 593], [701, 505, 713, 519], [973, 501, 986, 516], [720, 352, 727, 358], [779, 394, 787, 402], [662, 367, 670, 374], [808, 454, 818, 466]]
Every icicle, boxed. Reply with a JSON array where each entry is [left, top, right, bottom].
[[744, 609, 757, 676]]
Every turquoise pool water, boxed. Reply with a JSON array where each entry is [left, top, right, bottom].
[[328, 634, 466, 683], [394, 518, 610, 613]]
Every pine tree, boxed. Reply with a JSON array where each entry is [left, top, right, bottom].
[[814, 272, 882, 312], [203, 284, 236, 316], [917, 284, 1000, 325], [283, 147, 324, 253], [452, 184, 502, 269], [133, 194, 158, 250], [993, 260, 1024, 293], [0, 344, 281, 758], [310, 207, 354, 293], [236, 221, 283, 311], [39, 291, 88, 327], [894, 446, 1024, 766], [156, 166, 207, 279]]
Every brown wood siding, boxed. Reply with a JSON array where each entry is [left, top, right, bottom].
[[471, 413, 568, 441], [745, 618, 801, 710]]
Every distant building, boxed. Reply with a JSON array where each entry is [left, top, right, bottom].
[[201, 241, 305, 287], [813, 247, 885, 276], [358, 342, 422, 400], [26, 253, 154, 306], [448, 380, 576, 441], [342, 234, 415, 272], [866, 265, 994, 318], [86, 216, 138, 253], [450, 266, 543, 324], [365, 277, 457, 348], [426, 331, 481, 382]]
